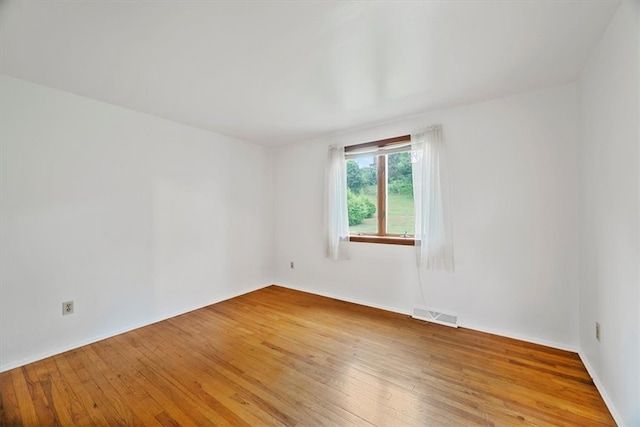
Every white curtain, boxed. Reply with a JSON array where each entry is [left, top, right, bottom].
[[411, 126, 454, 271], [326, 145, 350, 260]]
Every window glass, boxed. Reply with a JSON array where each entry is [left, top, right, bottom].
[[387, 151, 414, 235], [346, 156, 378, 234]]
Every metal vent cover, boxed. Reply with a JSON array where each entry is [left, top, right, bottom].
[[412, 307, 458, 328]]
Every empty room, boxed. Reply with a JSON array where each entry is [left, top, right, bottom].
[[1, 0, 638, 426]]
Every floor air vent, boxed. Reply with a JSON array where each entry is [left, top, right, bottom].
[[412, 307, 458, 328]]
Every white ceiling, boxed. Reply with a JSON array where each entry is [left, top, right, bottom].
[[0, 0, 619, 146]]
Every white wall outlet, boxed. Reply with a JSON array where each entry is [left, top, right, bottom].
[[290, 261, 294, 269], [595, 321, 600, 342], [62, 301, 74, 315]]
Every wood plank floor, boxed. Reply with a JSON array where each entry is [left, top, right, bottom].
[[1, 285, 615, 426]]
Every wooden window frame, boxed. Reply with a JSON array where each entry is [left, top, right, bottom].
[[345, 135, 415, 246]]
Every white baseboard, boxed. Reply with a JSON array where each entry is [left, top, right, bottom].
[[459, 321, 579, 353], [273, 283, 577, 352], [578, 351, 624, 427], [0, 283, 270, 373], [273, 282, 412, 317]]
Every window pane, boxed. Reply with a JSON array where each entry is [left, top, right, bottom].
[[346, 156, 378, 234], [387, 152, 414, 235]]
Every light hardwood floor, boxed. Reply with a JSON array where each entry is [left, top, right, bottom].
[[1, 285, 615, 426]]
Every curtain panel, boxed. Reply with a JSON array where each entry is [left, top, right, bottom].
[[325, 145, 350, 260], [411, 126, 455, 271]]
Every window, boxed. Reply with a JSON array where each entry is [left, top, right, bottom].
[[344, 135, 415, 246]]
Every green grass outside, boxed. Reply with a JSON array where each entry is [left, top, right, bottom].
[[349, 192, 415, 235]]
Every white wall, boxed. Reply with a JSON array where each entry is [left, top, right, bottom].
[[577, 1, 640, 425], [274, 83, 579, 350], [0, 75, 274, 372]]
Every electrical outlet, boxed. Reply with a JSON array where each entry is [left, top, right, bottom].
[[595, 322, 600, 342], [290, 261, 295, 269], [62, 301, 74, 315]]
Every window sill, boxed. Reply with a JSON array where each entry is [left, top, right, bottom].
[[349, 235, 415, 246]]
